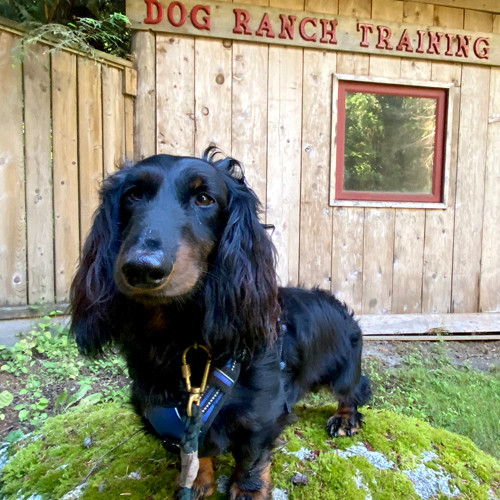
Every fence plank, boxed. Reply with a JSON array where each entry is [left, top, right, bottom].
[[24, 44, 54, 304], [423, 7, 463, 313], [156, 35, 195, 156], [52, 51, 79, 302], [266, 46, 303, 287], [78, 57, 104, 244], [102, 65, 125, 175], [480, 19, 500, 312], [194, 38, 232, 156], [133, 31, 156, 160], [299, 48, 336, 290], [231, 42, 268, 208], [0, 32, 26, 306], [452, 13, 491, 313], [125, 95, 135, 161]]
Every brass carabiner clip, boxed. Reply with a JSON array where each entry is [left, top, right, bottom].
[[181, 344, 211, 417]]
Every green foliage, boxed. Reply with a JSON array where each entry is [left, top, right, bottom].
[[0, 0, 130, 58], [365, 343, 500, 460], [0, 315, 129, 430], [344, 91, 436, 194], [1, 404, 498, 499]]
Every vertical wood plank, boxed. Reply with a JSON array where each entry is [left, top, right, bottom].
[[156, 35, 195, 156], [52, 51, 79, 302], [363, 0, 400, 314], [78, 57, 104, 244], [267, 46, 303, 286], [299, 49, 336, 289], [132, 31, 156, 160], [194, 38, 232, 156], [124, 95, 135, 161], [102, 65, 125, 175], [24, 44, 54, 304], [331, 30, 369, 313], [423, 7, 463, 314], [392, 2, 431, 314], [479, 17, 500, 312], [232, 42, 268, 207], [451, 15, 490, 313], [0, 33, 26, 306]]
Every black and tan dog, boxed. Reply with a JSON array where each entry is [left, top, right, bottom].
[[70, 148, 371, 499]]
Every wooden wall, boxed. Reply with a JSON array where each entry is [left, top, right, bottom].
[[135, 0, 500, 316], [0, 22, 135, 312]]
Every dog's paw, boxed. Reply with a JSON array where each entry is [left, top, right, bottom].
[[229, 464, 271, 500], [190, 457, 215, 499], [326, 409, 363, 437]]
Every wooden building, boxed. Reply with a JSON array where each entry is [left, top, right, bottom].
[[127, 0, 500, 336]]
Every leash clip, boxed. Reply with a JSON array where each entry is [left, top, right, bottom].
[[182, 344, 211, 417]]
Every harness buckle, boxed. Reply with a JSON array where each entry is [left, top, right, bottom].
[[182, 344, 211, 417]]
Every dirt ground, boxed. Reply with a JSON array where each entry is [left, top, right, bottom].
[[364, 339, 500, 371]]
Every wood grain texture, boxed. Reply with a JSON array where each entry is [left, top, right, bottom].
[[0, 32, 26, 306], [24, 44, 55, 304], [299, 49, 336, 289], [423, 6, 463, 313], [52, 51, 79, 302], [102, 65, 125, 175], [156, 35, 195, 156], [231, 42, 268, 207], [194, 38, 232, 156], [266, 46, 303, 286], [451, 13, 491, 313], [78, 57, 104, 244], [132, 31, 156, 160]]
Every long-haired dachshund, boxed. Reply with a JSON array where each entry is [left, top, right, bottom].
[[70, 147, 371, 499]]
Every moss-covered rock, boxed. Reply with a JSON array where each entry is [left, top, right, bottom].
[[1, 403, 498, 499]]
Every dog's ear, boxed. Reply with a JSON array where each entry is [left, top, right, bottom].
[[70, 170, 126, 356], [203, 156, 280, 359]]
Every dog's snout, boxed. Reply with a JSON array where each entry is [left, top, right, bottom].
[[121, 252, 171, 289]]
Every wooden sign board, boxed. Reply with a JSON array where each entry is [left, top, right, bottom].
[[126, 0, 500, 67]]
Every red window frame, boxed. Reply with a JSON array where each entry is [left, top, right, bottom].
[[336, 80, 447, 203]]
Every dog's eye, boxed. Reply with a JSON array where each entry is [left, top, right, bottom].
[[125, 188, 143, 202], [195, 193, 215, 207]]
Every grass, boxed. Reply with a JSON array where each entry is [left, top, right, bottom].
[[365, 342, 500, 460]]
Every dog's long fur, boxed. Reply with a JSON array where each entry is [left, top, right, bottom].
[[70, 148, 371, 499]]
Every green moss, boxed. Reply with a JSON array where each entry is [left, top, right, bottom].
[[1, 403, 499, 499]]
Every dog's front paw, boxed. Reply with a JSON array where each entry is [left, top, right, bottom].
[[229, 463, 271, 500], [190, 457, 215, 499], [326, 408, 363, 437]]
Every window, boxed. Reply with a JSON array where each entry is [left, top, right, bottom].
[[332, 76, 453, 207]]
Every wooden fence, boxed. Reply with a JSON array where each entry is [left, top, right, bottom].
[[0, 19, 136, 316]]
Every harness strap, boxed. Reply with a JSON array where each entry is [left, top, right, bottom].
[[145, 358, 241, 450]]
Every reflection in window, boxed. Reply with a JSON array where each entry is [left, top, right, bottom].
[[336, 81, 447, 203]]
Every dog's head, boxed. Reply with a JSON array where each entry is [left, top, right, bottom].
[[70, 148, 279, 359]]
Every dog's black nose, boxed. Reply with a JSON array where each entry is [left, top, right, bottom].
[[121, 252, 171, 289]]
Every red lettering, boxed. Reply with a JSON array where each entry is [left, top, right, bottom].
[[144, 0, 163, 24], [416, 30, 426, 53], [279, 14, 296, 40], [444, 33, 454, 56], [427, 31, 443, 54], [473, 37, 489, 59], [256, 13, 275, 38], [396, 29, 413, 52], [357, 23, 373, 47], [456, 34, 471, 57], [233, 8, 252, 35], [191, 4, 210, 31], [299, 17, 317, 42], [376, 25, 393, 50], [320, 19, 338, 44], [167, 1, 187, 27]]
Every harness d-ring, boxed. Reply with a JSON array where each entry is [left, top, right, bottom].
[[181, 344, 211, 417]]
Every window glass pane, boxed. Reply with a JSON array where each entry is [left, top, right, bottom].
[[343, 91, 437, 194]]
